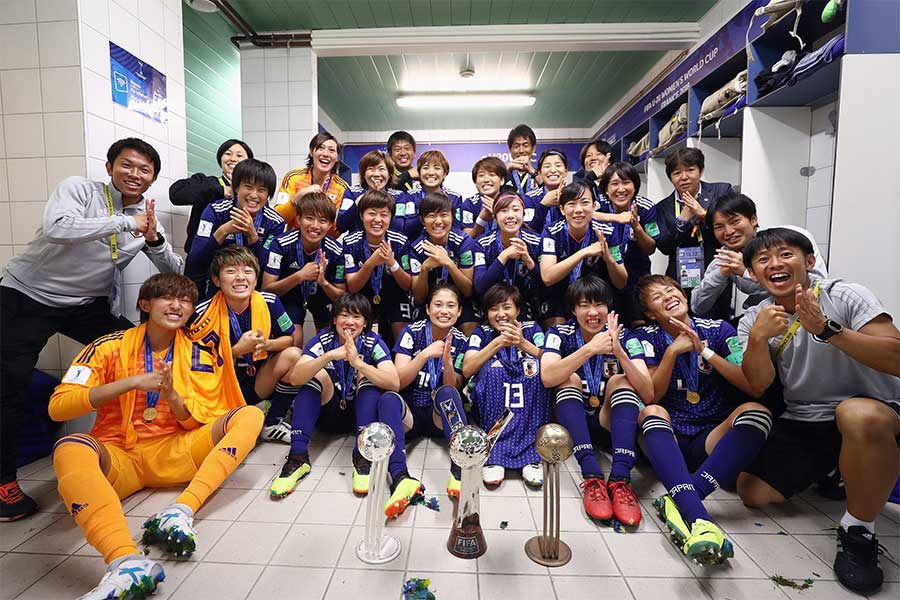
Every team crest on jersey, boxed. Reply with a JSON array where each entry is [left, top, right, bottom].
[[698, 353, 713, 374], [522, 357, 538, 378], [603, 357, 620, 378]]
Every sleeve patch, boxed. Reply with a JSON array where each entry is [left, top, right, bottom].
[[459, 250, 473, 267], [474, 252, 486, 267], [399, 332, 414, 350], [533, 331, 545, 348], [197, 220, 213, 238], [340, 197, 354, 210], [545, 333, 561, 351], [267, 251, 282, 270], [344, 254, 356, 269], [410, 258, 422, 274], [542, 237, 555, 254], [277, 312, 294, 333], [62, 364, 92, 385], [645, 222, 660, 237], [624, 337, 643, 358], [400, 255, 410, 271], [395, 203, 406, 217], [372, 344, 387, 361], [469, 333, 483, 349], [454, 352, 465, 369], [334, 265, 345, 280], [609, 245, 622, 263], [641, 340, 656, 358], [310, 341, 324, 357], [726, 336, 743, 355]]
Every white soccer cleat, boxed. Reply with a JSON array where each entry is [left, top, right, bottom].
[[482, 464, 505, 486], [141, 503, 198, 558], [260, 419, 292, 444], [78, 555, 165, 599], [522, 463, 544, 488]]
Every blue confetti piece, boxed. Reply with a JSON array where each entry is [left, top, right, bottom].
[[402, 577, 436, 600]]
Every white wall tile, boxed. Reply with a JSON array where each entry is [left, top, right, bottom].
[[43, 111, 85, 156], [167, 79, 184, 117], [265, 106, 288, 132], [241, 58, 265, 84], [266, 131, 289, 156], [40, 66, 82, 112], [167, 113, 186, 151], [0, 120, 5, 158], [137, 0, 165, 36], [266, 155, 290, 181], [138, 23, 165, 73], [38, 20, 80, 68], [0, 24, 40, 69], [265, 56, 287, 83], [80, 20, 110, 76], [36, 0, 78, 21], [0, 0, 37, 24], [58, 333, 86, 366], [113, 124, 139, 142], [0, 203, 11, 244], [287, 80, 314, 106], [78, 0, 109, 37], [265, 82, 287, 107], [0, 160, 7, 201], [87, 155, 107, 180], [0, 69, 43, 114], [288, 105, 314, 132], [242, 106, 265, 132], [165, 42, 183, 83], [806, 165, 833, 209], [9, 201, 46, 244], [0, 246, 14, 270], [242, 131, 266, 156], [112, 102, 144, 132], [805, 205, 832, 243], [143, 117, 167, 147], [113, 0, 138, 17], [108, 0, 139, 56], [7, 158, 48, 203], [85, 113, 115, 160], [3, 114, 45, 158], [45, 155, 85, 190], [82, 67, 113, 120], [163, 6, 182, 49], [288, 130, 310, 156], [241, 83, 265, 108], [808, 130, 835, 169], [123, 250, 150, 283]]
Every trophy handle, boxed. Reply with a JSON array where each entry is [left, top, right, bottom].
[[485, 408, 513, 447]]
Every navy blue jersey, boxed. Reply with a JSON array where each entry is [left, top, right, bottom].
[[342, 229, 412, 303], [409, 228, 478, 294], [303, 328, 392, 397], [543, 320, 629, 414], [460, 193, 546, 235], [597, 196, 660, 288], [473, 229, 543, 300], [505, 169, 541, 197], [393, 184, 464, 240], [262, 229, 344, 308], [624, 318, 744, 435], [185, 198, 286, 281], [393, 320, 467, 409], [193, 291, 293, 369], [525, 185, 563, 231], [540, 218, 624, 290], [336, 185, 404, 234], [467, 322, 550, 468]]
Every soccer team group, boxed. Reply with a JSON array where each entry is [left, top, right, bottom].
[[0, 124, 898, 599]]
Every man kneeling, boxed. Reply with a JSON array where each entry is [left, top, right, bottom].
[[50, 274, 263, 599]]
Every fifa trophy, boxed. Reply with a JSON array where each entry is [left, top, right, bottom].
[[525, 423, 574, 566], [355, 422, 401, 564]]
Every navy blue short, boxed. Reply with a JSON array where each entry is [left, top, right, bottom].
[[676, 427, 716, 472], [317, 391, 356, 434], [403, 404, 445, 440]]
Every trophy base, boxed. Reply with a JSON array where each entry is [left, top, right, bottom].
[[447, 520, 487, 559], [356, 535, 401, 564], [524, 535, 572, 567]]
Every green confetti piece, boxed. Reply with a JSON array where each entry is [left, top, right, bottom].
[[499, 521, 508, 529]]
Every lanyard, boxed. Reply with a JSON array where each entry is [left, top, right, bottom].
[[494, 234, 518, 285], [575, 328, 603, 400], [217, 176, 226, 189], [662, 323, 700, 401], [425, 323, 444, 393], [103, 185, 119, 261], [494, 327, 518, 371], [227, 305, 257, 372], [775, 281, 821, 357], [564, 222, 591, 284], [674, 197, 703, 242], [234, 207, 263, 247], [296, 240, 321, 299], [430, 237, 450, 283], [512, 171, 530, 196], [143, 336, 174, 409], [334, 331, 365, 399], [362, 239, 385, 299]]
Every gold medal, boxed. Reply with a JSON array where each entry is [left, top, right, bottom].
[[143, 406, 158, 422], [246, 364, 256, 376], [687, 391, 701, 404], [340, 398, 348, 411], [373, 294, 381, 305], [432, 389, 438, 401], [588, 395, 601, 408]]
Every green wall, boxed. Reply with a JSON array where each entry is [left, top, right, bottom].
[[182, 9, 241, 175]]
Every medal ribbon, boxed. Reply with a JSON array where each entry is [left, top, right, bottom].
[[575, 329, 603, 400], [494, 234, 518, 285], [227, 306, 257, 370], [296, 240, 321, 300], [143, 336, 174, 409], [362, 240, 385, 300], [775, 280, 822, 357], [335, 331, 366, 400], [662, 324, 699, 397], [234, 206, 264, 247], [425, 324, 444, 393], [103, 185, 119, 261], [512, 171, 530, 196], [564, 221, 592, 284], [674, 197, 703, 242]]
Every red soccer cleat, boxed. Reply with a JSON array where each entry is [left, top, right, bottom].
[[608, 479, 642, 526], [580, 477, 613, 520]]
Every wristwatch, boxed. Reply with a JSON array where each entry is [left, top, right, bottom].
[[813, 318, 843, 343]]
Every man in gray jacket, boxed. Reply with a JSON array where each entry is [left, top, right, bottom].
[[0, 138, 183, 521]]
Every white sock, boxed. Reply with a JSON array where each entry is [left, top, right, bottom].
[[841, 511, 875, 535]]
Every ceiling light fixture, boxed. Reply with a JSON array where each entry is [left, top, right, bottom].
[[396, 93, 536, 109]]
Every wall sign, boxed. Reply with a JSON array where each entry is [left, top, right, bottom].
[[109, 42, 168, 124]]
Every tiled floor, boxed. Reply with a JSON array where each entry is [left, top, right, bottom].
[[2, 435, 899, 600]]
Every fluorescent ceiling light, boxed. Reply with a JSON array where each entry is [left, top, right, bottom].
[[401, 76, 531, 93], [397, 93, 536, 109]]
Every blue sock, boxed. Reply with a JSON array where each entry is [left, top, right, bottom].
[[692, 409, 773, 500], [265, 382, 301, 426], [377, 392, 409, 481], [555, 387, 603, 479], [289, 380, 323, 456], [641, 415, 709, 525], [353, 385, 382, 461], [608, 388, 640, 481], [432, 386, 467, 445]]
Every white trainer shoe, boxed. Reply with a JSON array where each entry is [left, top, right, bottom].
[[141, 503, 197, 558], [482, 464, 505, 486], [78, 555, 165, 599], [260, 418, 292, 444], [522, 463, 544, 488]]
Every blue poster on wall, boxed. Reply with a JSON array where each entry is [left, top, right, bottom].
[[109, 42, 167, 124]]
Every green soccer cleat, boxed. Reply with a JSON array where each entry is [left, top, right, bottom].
[[446, 473, 461, 499], [653, 494, 691, 545], [684, 518, 733, 566], [78, 555, 165, 600], [384, 476, 424, 518], [270, 453, 311, 499], [141, 503, 197, 559], [352, 452, 371, 495]]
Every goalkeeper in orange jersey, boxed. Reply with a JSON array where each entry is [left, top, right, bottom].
[[49, 273, 263, 600]]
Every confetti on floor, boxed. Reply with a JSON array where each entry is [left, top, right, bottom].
[[402, 577, 436, 600], [499, 521, 508, 529], [770, 575, 814, 590]]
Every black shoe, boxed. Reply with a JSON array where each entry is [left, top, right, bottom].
[[816, 469, 846, 501], [835, 526, 884, 594], [0, 481, 38, 522], [352, 450, 371, 475]]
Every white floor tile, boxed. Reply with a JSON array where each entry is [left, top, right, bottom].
[[406, 470, 454, 530], [315, 465, 361, 494], [125, 488, 182, 517], [242, 441, 289, 465], [0, 552, 66, 599], [603, 532, 694, 577], [528, 496, 603, 533], [423, 443, 453, 470], [406, 527, 477, 573], [804, 497, 900, 536], [478, 495, 536, 531], [15, 555, 108, 600], [869, 581, 899, 599], [18, 479, 65, 514], [204, 521, 287, 564], [352, 493, 416, 529], [704, 499, 782, 534], [762, 500, 840, 534], [323, 568, 404, 599], [626, 576, 711, 600], [295, 491, 362, 525], [522, 468, 581, 498], [337, 525, 412, 571], [478, 573, 555, 600], [20, 463, 57, 482], [403, 572, 477, 600], [0, 511, 62, 551], [542, 530, 621, 577], [246, 565, 332, 600], [551, 575, 633, 599], [194, 488, 259, 521], [730, 533, 831, 580], [18, 457, 53, 478], [700, 578, 788, 600], [241, 488, 311, 523], [476, 529, 550, 575], [218, 463, 278, 490], [270, 523, 350, 567], [794, 533, 900, 582], [14, 515, 87, 554], [684, 535, 769, 579], [170, 562, 263, 600], [779, 580, 855, 600]]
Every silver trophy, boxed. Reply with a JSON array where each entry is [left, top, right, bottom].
[[525, 423, 574, 566], [447, 409, 514, 558], [355, 422, 401, 564]]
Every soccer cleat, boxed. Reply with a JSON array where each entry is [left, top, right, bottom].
[[522, 464, 544, 488], [835, 526, 885, 594], [384, 476, 424, 518], [446, 473, 461, 499], [78, 555, 165, 600], [270, 453, 311, 499], [0, 480, 38, 522], [684, 518, 732, 565], [607, 480, 642, 526], [141, 503, 197, 559], [653, 494, 691, 545], [481, 465, 505, 486], [259, 419, 292, 444], [352, 452, 371, 495], [579, 477, 613, 520]]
